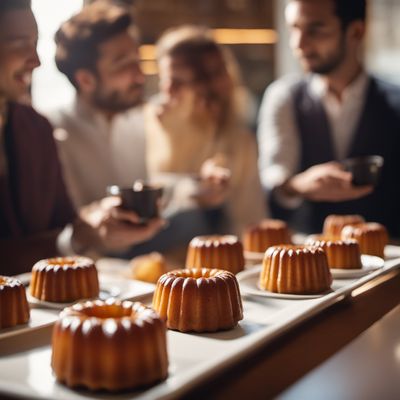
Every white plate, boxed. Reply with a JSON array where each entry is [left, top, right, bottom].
[[26, 274, 155, 310], [244, 250, 264, 263], [237, 266, 331, 299], [0, 308, 58, 340], [384, 245, 400, 260], [95, 257, 131, 275], [331, 255, 384, 278], [26, 285, 120, 310]]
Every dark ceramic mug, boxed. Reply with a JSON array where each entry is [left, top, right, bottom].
[[107, 181, 163, 221], [341, 155, 384, 186]]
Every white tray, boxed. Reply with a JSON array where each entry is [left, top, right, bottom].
[[0, 256, 399, 400], [0, 308, 59, 340]]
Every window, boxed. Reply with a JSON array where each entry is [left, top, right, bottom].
[[31, 0, 83, 113]]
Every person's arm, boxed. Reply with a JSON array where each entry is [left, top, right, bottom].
[[257, 78, 302, 208]]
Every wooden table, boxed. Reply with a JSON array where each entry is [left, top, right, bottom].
[[182, 269, 400, 399], [280, 303, 400, 399]]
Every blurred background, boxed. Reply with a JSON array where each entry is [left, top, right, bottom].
[[31, 0, 400, 116]]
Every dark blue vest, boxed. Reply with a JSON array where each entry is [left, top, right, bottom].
[[270, 76, 400, 237]]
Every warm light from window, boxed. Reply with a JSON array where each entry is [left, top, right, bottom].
[[140, 60, 158, 75], [213, 28, 278, 44], [139, 28, 277, 75], [140, 45, 157, 61]]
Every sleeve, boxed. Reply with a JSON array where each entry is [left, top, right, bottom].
[[257, 78, 301, 192], [37, 113, 77, 228]]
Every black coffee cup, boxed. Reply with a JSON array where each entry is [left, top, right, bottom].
[[341, 155, 384, 186], [107, 181, 163, 221]]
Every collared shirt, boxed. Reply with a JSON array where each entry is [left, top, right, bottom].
[[257, 71, 370, 193], [309, 71, 369, 159], [48, 96, 147, 208]]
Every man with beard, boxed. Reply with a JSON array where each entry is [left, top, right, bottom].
[[49, 2, 230, 258], [257, 0, 400, 237], [0, 0, 164, 274]]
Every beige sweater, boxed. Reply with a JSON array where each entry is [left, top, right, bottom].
[[145, 102, 267, 236]]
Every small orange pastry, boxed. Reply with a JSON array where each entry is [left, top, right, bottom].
[[242, 219, 291, 253], [307, 238, 362, 269], [323, 214, 365, 239], [30, 256, 99, 302], [186, 235, 245, 274], [341, 222, 388, 258], [130, 252, 167, 283], [51, 299, 168, 391], [153, 268, 243, 332], [0, 276, 30, 329], [260, 245, 332, 294]]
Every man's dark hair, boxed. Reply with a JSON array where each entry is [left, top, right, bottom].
[[333, 0, 367, 30], [55, 1, 133, 89], [0, 0, 31, 17]]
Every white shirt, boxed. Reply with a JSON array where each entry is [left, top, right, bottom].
[[257, 72, 370, 193], [48, 96, 147, 208]]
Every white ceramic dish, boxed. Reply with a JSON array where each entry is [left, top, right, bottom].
[[384, 244, 400, 260], [26, 285, 119, 310], [0, 308, 58, 340], [237, 266, 331, 299], [243, 250, 264, 263], [331, 255, 384, 278], [25, 273, 155, 310]]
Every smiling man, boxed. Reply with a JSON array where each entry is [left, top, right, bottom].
[[49, 1, 147, 207], [0, 0, 77, 272], [0, 0, 165, 274], [257, 0, 400, 236]]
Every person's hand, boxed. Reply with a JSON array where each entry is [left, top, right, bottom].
[[195, 156, 231, 208], [283, 162, 373, 202], [77, 197, 166, 252]]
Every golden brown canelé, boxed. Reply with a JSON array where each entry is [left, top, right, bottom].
[[341, 222, 388, 258], [185, 235, 245, 274], [242, 219, 292, 253], [0, 276, 30, 329], [152, 268, 243, 333], [130, 252, 168, 283], [51, 299, 168, 391], [259, 245, 332, 294], [323, 214, 365, 239], [307, 238, 362, 269], [30, 256, 99, 303]]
